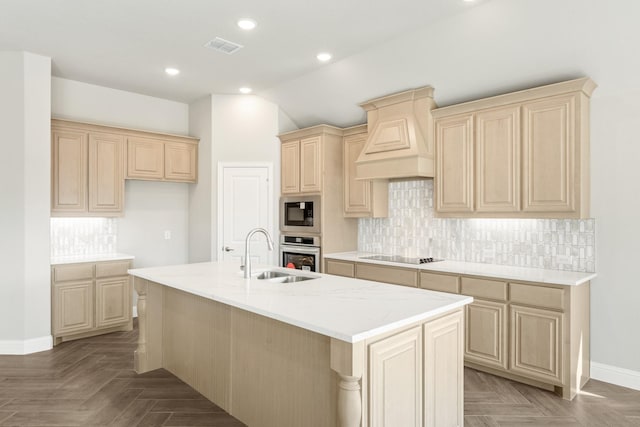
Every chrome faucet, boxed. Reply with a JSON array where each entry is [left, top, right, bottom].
[[243, 228, 275, 279]]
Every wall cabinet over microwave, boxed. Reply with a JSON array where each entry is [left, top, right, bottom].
[[433, 77, 596, 219]]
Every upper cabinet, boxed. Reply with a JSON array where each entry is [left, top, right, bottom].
[[278, 125, 343, 195], [52, 123, 124, 217], [52, 119, 199, 216], [342, 125, 388, 218], [126, 136, 198, 183], [433, 77, 596, 218]]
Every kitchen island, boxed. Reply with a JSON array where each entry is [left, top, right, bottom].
[[129, 261, 472, 427]]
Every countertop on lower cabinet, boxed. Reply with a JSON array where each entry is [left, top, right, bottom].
[[51, 252, 135, 265], [324, 251, 596, 286]]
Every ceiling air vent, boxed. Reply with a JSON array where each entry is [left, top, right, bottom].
[[204, 37, 244, 55]]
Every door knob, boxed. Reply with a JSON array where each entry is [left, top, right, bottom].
[[223, 246, 234, 252]]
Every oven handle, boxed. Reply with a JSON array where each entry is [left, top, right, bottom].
[[280, 244, 320, 255]]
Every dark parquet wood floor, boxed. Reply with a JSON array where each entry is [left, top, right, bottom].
[[1, 323, 639, 426]]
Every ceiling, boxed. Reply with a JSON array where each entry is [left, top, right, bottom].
[[0, 0, 482, 110], [2, 0, 638, 130]]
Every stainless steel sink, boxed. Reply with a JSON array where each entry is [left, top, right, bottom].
[[256, 271, 290, 280], [280, 275, 314, 283], [255, 270, 317, 283]]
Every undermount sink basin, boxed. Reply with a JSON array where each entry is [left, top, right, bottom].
[[256, 271, 290, 280], [255, 270, 317, 283], [280, 275, 314, 283]]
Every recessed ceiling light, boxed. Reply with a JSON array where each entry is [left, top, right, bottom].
[[237, 19, 257, 30], [317, 52, 332, 62], [239, 87, 252, 94], [165, 67, 180, 76]]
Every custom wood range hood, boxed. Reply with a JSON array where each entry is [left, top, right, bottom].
[[356, 86, 437, 180]]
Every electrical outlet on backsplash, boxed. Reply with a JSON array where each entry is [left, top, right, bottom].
[[358, 179, 596, 273], [51, 218, 118, 257]]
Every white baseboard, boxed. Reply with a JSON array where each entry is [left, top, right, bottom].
[[0, 335, 53, 355], [133, 305, 138, 318], [591, 361, 640, 391]]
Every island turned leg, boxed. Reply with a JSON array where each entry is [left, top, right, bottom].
[[133, 278, 148, 373], [331, 338, 365, 427]]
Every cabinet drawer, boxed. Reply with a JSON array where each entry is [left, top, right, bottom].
[[356, 263, 418, 287], [419, 272, 460, 293], [95, 261, 131, 278], [461, 277, 508, 302], [52, 264, 94, 282], [510, 283, 565, 311], [325, 260, 355, 278]]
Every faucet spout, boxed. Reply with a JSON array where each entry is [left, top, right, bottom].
[[243, 228, 275, 279]]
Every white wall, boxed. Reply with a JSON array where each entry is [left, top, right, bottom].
[[188, 95, 213, 262], [210, 95, 281, 263], [51, 77, 191, 269], [0, 52, 51, 353]]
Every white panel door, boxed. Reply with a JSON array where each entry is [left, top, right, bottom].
[[218, 164, 273, 265]]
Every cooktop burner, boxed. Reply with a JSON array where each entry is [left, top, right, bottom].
[[360, 255, 443, 265]]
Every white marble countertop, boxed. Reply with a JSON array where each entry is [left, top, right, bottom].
[[324, 252, 596, 286], [128, 261, 472, 343], [51, 253, 135, 265]]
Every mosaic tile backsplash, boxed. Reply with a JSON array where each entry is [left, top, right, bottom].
[[358, 179, 595, 272], [51, 218, 118, 257]]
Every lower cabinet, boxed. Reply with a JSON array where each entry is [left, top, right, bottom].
[[52, 281, 94, 336], [510, 304, 563, 384], [465, 300, 508, 370], [367, 310, 463, 427], [52, 260, 133, 345], [324, 257, 590, 400]]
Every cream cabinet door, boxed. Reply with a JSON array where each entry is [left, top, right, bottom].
[[281, 140, 300, 194], [165, 142, 197, 182], [465, 300, 508, 370], [510, 304, 563, 384], [88, 132, 124, 214], [52, 129, 88, 214], [127, 137, 164, 180], [53, 281, 93, 335], [424, 310, 463, 427], [476, 106, 521, 212], [522, 94, 576, 213], [343, 133, 372, 216], [435, 114, 474, 213], [95, 277, 131, 328], [369, 326, 423, 427], [300, 136, 322, 193]]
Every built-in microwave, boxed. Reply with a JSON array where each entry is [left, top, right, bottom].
[[280, 195, 321, 234]]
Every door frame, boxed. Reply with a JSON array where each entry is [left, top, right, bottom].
[[216, 162, 275, 263]]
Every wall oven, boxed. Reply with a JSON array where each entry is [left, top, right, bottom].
[[280, 235, 321, 272], [280, 195, 321, 234]]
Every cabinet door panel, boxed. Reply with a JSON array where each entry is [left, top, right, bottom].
[[424, 310, 463, 427], [510, 305, 563, 384], [52, 129, 87, 213], [53, 281, 93, 335], [436, 114, 474, 212], [476, 106, 520, 212], [369, 327, 422, 427], [165, 142, 197, 182], [522, 95, 576, 212], [465, 300, 508, 370], [96, 277, 131, 328], [300, 136, 322, 193], [281, 141, 300, 194], [344, 133, 371, 216], [89, 132, 124, 213], [127, 137, 164, 180]]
